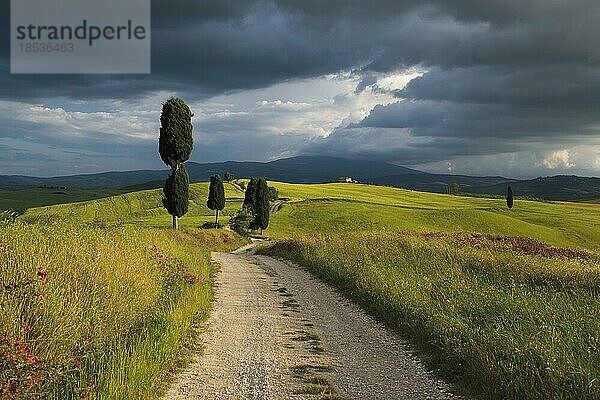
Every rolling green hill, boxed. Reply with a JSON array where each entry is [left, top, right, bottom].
[[7, 180, 600, 399], [1, 207, 246, 398], [19, 180, 599, 252], [20, 182, 245, 228], [256, 182, 600, 399], [2, 156, 599, 201], [0, 187, 126, 213], [265, 182, 600, 251]]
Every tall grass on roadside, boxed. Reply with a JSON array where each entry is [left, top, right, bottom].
[[260, 232, 600, 399], [0, 222, 245, 399]]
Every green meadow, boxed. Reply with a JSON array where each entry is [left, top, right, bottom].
[[2, 180, 599, 399], [0, 188, 125, 213], [267, 182, 600, 251], [259, 182, 600, 399], [19, 182, 245, 228], [1, 184, 247, 399]]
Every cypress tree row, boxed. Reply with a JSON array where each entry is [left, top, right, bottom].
[[158, 97, 194, 229], [254, 178, 270, 234], [162, 164, 190, 227], [207, 175, 226, 226]]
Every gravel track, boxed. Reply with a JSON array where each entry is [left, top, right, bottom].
[[269, 200, 285, 214], [164, 243, 460, 399]]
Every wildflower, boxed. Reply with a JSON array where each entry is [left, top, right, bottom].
[[20, 322, 32, 334], [74, 358, 82, 368], [80, 381, 100, 398], [37, 268, 48, 282]]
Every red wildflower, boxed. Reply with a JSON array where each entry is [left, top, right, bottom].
[[20, 322, 32, 334], [37, 268, 48, 282], [80, 381, 100, 398]]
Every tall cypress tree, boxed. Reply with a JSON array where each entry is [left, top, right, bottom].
[[207, 175, 226, 226], [506, 185, 514, 209], [163, 165, 189, 225], [254, 178, 270, 235], [243, 177, 259, 211], [159, 97, 194, 229]]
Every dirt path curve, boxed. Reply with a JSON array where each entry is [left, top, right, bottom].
[[164, 243, 460, 400], [230, 180, 245, 193], [269, 200, 285, 214]]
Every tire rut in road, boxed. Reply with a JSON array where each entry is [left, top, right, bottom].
[[164, 250, 340, 400]]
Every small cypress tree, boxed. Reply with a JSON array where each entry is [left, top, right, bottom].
[[207, 175, 226, 226], [162, 165, 189, 229], [158, 97, 194, 229], [254, 178, 270, 235], [224, 172, 234, 182], [506, 185, 514, 209]]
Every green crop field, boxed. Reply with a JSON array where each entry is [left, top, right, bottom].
[[3, 179, 599, 399]]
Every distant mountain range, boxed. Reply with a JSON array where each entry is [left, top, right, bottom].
[[1, 156, 599, 201]]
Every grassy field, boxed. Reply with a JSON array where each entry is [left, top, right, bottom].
[[19, 182, 245, 229], [1, 181, 249, 399], [260, 232, 600, 399], [4, 180, 599, 399], [0, 219, 246, 399], [0, 188, 126, 213], [255, 182, 600, 399], [266, 182, 600, 251]]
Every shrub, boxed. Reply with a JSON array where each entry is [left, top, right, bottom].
[[449, 182, 461, 195], [229, 207, 254, 237]]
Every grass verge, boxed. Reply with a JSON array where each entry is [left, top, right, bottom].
[[259, 232, 600, 399], [0, 221, 246, 399]]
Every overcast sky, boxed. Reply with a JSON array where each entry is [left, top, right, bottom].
[[1, 0, 599, 178]]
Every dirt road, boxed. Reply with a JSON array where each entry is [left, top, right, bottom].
[[164, 243, 459, 399], [269, 200, 285, 214]]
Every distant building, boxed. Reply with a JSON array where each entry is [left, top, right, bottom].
[[337, 177, 358, 183]]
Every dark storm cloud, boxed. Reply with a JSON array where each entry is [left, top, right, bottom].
[[1, 0, 369, 100], [314, 62, 600, 164], [0, 0, 599, 176], [2, 1, 599, 100], [293, 0, 600, 169], [360, 65, 600, 140]]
